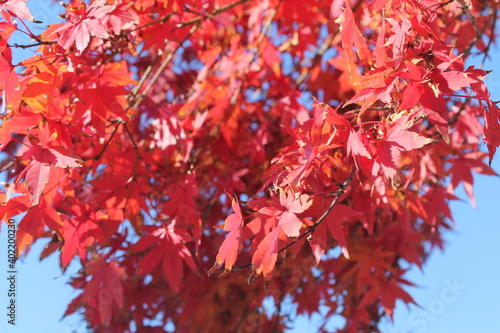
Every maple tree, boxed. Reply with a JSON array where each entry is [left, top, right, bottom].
[[0, 0, 499, 331]]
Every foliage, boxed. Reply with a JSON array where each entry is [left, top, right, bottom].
[[0, 0, 499, 332]]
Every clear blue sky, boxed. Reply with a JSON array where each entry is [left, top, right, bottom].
[[1, 2, 500, 333]]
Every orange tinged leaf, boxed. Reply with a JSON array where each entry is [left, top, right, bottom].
[[210, 197, 244, 273], [251, 227, 280, 280]]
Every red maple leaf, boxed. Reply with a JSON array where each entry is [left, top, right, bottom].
[[210, 197, 244, 273], [100, 2, 139, 35], [380, 280, 416, 318], [81, 258, 126, 326], [373, 116, 431, 178], [62, 211, 104, 268], [337, 1, 371, 73], [15, 199, 62, 255], [14, 124, 81, 205], [310, 203, 361, 262], [447, 152, 497, 207], [251, 226, 281, 280], [259, 189, 311, 237], [0, 0, 33, 21], [132, 223, 198, 292], [51, 2, 113, 53], [0, 52, 19, 113]]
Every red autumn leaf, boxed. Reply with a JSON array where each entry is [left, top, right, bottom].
[[61, 215, 104, 268], [81, 258, 126, 326], [310, 203, 361, 263], [100, 2, 139, 35], [22, 158, 50, 206], [374, 117, 431, 178], [0, 53, 19, 112], [51, 2, 112, 52], [440, 71, 478, 91], [0, 0, 33, 21], [210, 197, 244, 273], [14, 124, 81, 205], [483, 104, 500, 164], [337, 1, 371, 72], [381, 280, 416, 318], [132, 224, 197, 292], [16, 199, 61, 255], [447, 152, 497, 207], [259, 189, 311, 237], [324, 204, 361, 259], [0, 194, 29, 221], [251, 226, 280, 280], [15, 206, 44, 255], [347, 130, 371, 159]]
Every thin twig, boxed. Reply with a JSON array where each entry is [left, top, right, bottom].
[[480, 9, 498, 66], [229, 2, 281, 105], [8, 41, 55, 49], [295, 33, 335, 86], [174, 0, 251, 30], [457, 0, 489, 58], [135, 23, 199, 109], [82, 120, 123, 162]]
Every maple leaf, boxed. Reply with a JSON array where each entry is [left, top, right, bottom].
[[439, 70, 478, 91], [483, 103, 500, 164], [15, 124, 81, 205], [0, 52, 20, 112], [210, 197, 244, 273], [74, 61, 134, 132], [250, 191, 312, 279], [16, 199, 62, 255], [161, 174, 201, 249], [347, 130, 371, 159], [423, 186, 456, 227], [259, 190, 311, 237], [309, 202, 361, 263], [447, 153, 497, 207], [0, 194, 29, 220], [251, 226, 280, 280], [51, 2, 113, 52], [81, 258, 126, 326], [132, 224, 198, 292], [100, 2, 139, 35], [62, 214, 104, 268], [381, 280, 416, 318], [0, 0, 33, 21], [337, 1, 371, 73], [373, 116, 432, 178]]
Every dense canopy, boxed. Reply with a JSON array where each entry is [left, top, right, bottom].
[[0, 0, 499, 332]]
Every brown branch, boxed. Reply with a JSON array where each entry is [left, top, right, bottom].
[[295, 32, 335, 86], [174, 0, 251, 30], [457, 0, 489, 58], [8, 41, 55, 49], [126, 0, 250, 34], [82, 120, 123, 162], [480, 8, 498, 66], [229, 2, 281, 105], [134, 23, 199, 109]]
